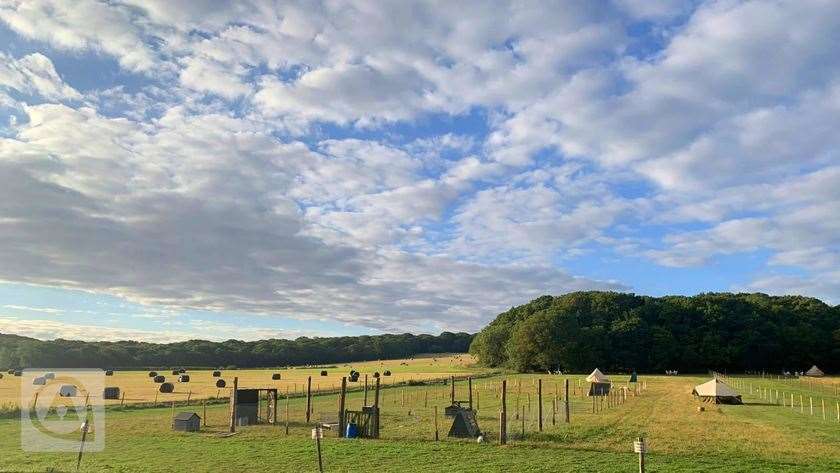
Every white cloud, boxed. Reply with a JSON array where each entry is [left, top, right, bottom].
[[0, 52, 81, 101]]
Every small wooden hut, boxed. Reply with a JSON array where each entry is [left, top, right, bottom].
[[172, 412, 201, 432]]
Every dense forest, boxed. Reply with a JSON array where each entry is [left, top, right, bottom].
[[470, 292, 840, 373], [0, 332, 472, 369]]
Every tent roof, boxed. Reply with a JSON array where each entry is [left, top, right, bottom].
[[805, 365, 824, 376], [586, 368, 610, 383], [692, 378, 739, 397]]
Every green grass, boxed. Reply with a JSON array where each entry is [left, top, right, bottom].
[[0, 374, 838, 472]]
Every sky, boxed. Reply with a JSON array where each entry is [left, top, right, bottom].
[[0, 0, 839, 343]]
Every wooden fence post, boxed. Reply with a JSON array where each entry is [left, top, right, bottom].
[[538, 379, 543, 432], [564, 378, 570, 423], [229, 377, 238, 433], [306, 376, 312, 423], [338, 377, 347, 437], [434, 405, 439, 441], [500, 379, 507, 445]]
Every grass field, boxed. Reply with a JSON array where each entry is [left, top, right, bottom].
[[0, 354, 478, 408], [0, 363, 838, 472]]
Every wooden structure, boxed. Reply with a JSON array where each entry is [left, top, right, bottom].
[[445, 376, 481, 438], [172, 412, 201, 432], [228, 378, 279, 431], [343, 376, 381, 438]]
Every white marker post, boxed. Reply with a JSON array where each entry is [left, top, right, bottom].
[[634, 437, 647, 473]]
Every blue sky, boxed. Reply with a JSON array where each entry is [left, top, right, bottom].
[[1, 0, 839, 342]]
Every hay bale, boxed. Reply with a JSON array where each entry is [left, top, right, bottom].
[[171, 370, 180, 375], [44, 372, 55, 380], [697, 406, 705, 412], [178, 375, 190, 383], [105, 370, 114, 376], [103, 387, 120, 400], [320, 370, 328, 376], [271, 373, 281, 380], [373, 372, 380, 378], [32, 376, 46, 385], [383, 370, 392, 376], [13, 370, 22, 377], [0, 373, 3, 379], [179, 369, 186, 374], [59, 385, 77, 397], [148, 371, 157, 378], [6, 369, 13, 374], [216, 379, 226, 388], [159, 382, 174, 393], [212, 371, 221, 377], [153, 375, 166, 383]]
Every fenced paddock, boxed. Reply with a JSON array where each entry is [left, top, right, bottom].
[[2, 372, 838, 472]]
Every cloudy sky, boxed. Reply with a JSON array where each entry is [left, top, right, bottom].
[[0, 0, 838, 342]]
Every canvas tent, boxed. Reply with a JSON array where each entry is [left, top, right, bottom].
[[586, 368, 611, 396], [805, 365, 824, 377], [692, 378, 742, 404]]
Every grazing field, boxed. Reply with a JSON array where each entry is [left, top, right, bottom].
[[0, 354, 478, 408], [0, 367, 838, 472]]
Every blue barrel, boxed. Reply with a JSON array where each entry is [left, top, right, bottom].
[[345, 423, 359, 438]]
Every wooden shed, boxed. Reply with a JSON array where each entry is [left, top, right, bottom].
[[172, 412, 201, 432]]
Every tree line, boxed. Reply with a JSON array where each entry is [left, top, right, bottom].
[[470, 291, 840, 373], [0, 332, 473, 369]]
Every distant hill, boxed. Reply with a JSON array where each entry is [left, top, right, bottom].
[[470, 291, 840, 373], [0, 332, 473, 369]]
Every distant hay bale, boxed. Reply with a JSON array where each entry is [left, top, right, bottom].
[[13, 370, 22, 377], [105, 370, 114, 376], [320, 370, 328, 376], [33, 376, 46, 385], [103, 387, 120, 400], [697, 406, 705, 412], [373, 372, 380, 378], [179, 369, 186, 374], [0, 373, 3, 379], [6, 369, 13, 374], [44, 372, 55, 380], [159, 382, 174, 393], [59, 385, 77, 397], [271, 373, 281, 380], [212, 371, 221, 377], [178, 375, 190, 383], [383, 370, 392, 376], [148, 371, 157, 378], [216, 379, 226, 388], [171, 370, 180, 375], [153, 375, 166, 383]]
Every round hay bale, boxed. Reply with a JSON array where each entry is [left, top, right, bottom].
[[44, 372, 55, 380], [216, 379, 226, 388], [179, 369, 186, 374], [6, 369, 13, 374], [373, 372, 380, 378], [171, 370, 180, 375], [697, 406, 705, 412], [383, 370, 391, 376], [271, 373, 281, 380], [105, 370, 114, 376], [178, 375, 190, 383], [13, 370, 22, 377], [159, 382, 174, 393], [212, 371, 221, 377], [320, 370, 328, 376], [59, 385, 77, 397], [33, 376, 46, 386], [103, 387, 120, 400], [153, 375, 166, 383], [148, 371, 157, 378], [0, 373, 3, 379]]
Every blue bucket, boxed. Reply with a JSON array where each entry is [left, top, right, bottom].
[[345, 423, 359, 438]]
